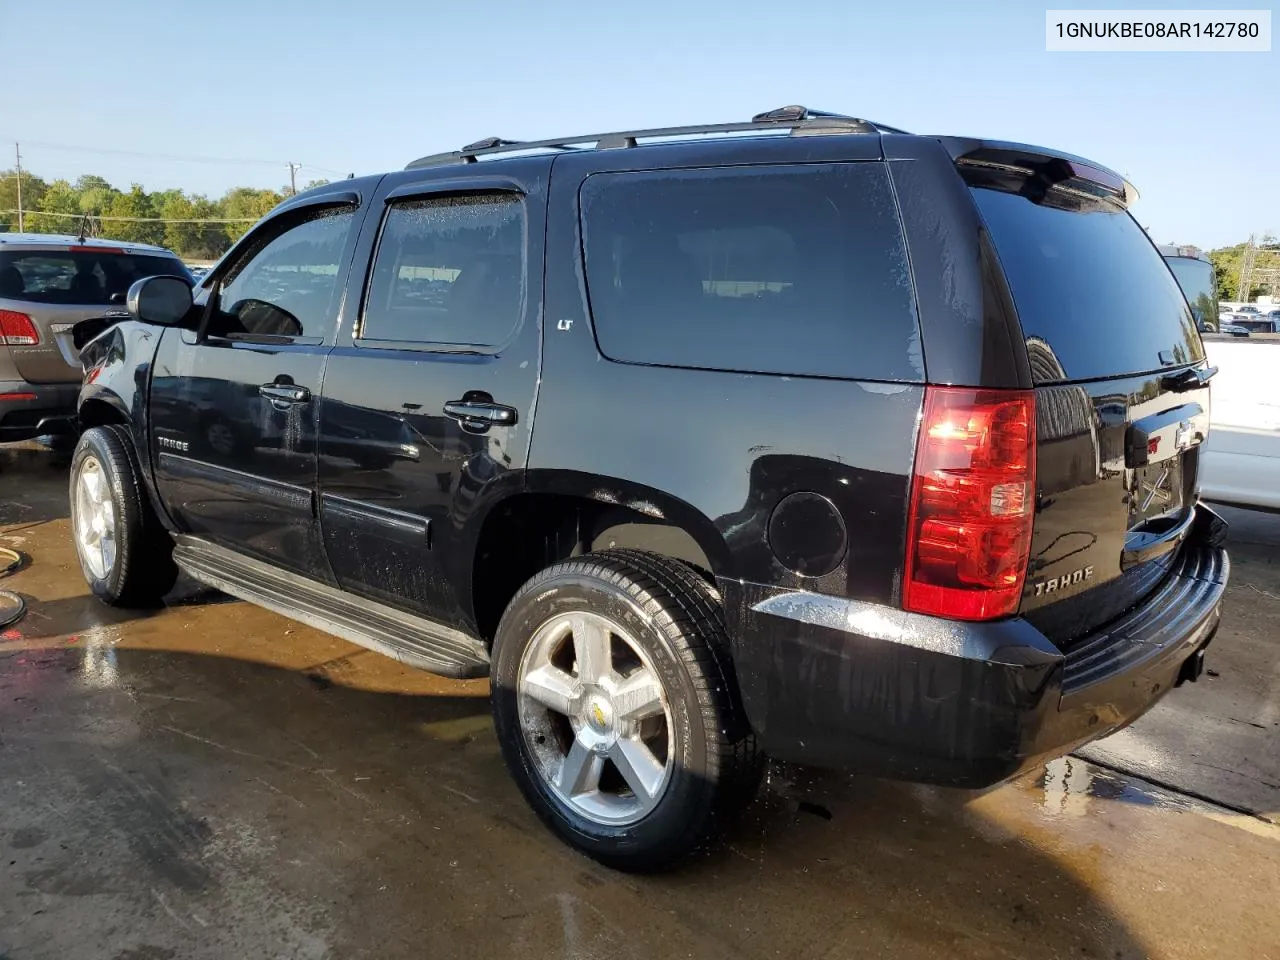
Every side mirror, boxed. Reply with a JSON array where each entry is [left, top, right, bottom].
[[127, 275, 194, 327], [229, 298, 303, 338]]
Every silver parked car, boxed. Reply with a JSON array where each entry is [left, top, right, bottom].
[[0, 234, 190, 442]]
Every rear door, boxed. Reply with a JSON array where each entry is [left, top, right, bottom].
[[0, 246, 188, 383], [315, 158, 548, 627], [966, 169, 1211, 645]]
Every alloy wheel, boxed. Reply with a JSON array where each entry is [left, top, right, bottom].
[[517, 611, 674, 826], [73, 456, 117, 580]]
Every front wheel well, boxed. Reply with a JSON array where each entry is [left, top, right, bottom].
[[470, 494, 715, 643], [78, 398, 129, 431]]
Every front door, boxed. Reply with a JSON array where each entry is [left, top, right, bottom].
[[316, 159, 549, 627], [150, 201, 365, 580]]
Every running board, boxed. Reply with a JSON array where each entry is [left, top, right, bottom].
[[172, 536, 490, 679]]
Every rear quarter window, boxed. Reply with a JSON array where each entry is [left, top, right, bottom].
[[971, 188, 1204, 383], [579, 162, 922, 382]]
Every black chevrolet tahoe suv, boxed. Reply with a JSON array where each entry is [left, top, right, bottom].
[[69, 107, 1228, 870]]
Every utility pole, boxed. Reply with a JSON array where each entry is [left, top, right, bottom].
[[14, 143, 23, 232], [1238, 234, 1258, 303], [287, 162, 301, 196]]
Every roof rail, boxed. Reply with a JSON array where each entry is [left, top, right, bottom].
[[406, 105, 909, 169]]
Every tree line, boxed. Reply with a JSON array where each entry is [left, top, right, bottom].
[[0, 170, 329, 260], [1208, 239, 1279, 301], [1, 167, 1275, 292]]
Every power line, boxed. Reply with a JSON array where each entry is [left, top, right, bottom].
[[5, 138, 291, 168], [0, 137, 346, 176], [0, 208, 258, 224]]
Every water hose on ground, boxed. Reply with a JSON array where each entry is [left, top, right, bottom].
[[0, 545, 26, 628]]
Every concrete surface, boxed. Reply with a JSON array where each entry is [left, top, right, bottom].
[[1, 443, 1278, 960], [1078, 504, 1280, 821]]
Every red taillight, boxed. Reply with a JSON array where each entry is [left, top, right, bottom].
[[0, 392, 37, 401], [0, 310, 40, 346], [903, 386, 1036, 621]]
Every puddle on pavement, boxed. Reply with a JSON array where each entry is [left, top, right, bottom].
[[1034, 755, 1198, 818]]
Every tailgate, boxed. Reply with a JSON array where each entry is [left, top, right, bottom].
[[1027, 373, 1209, 644], [7, 303, 131, 384], [962, 153, 1210, 645]]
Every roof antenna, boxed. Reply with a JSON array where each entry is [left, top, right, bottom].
[[77, 213, 91, 242]]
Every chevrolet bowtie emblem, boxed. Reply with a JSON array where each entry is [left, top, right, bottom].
[[1174, 419, 1197, 451]]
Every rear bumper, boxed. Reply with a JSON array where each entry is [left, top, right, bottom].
[[0, 380, 80, 442], [724, 526, 1227, 788]]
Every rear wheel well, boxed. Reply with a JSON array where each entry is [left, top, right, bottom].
[[470, 494, 713, 643], [78, 399, 129, 431]]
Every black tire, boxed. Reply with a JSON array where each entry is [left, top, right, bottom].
[[69, 425, 178, 607], [672, 559, 767, 815], [492, 549, 762, 871]]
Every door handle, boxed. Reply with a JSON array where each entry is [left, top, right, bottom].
[[259, 382, 311, 404], [443, 393, 517, 434]]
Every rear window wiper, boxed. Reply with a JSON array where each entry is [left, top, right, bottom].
[[1161, 365, 1218, 392]]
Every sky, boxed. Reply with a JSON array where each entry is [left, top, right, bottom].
[[1, 0, 1275, 249]]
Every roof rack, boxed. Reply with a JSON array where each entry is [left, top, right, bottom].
[[406, 105, 909, 169]]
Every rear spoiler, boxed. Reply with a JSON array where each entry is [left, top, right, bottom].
[[938, 137, 1138, 210]]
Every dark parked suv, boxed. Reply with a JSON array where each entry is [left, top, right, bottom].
[[69, 107, 1227, 870]]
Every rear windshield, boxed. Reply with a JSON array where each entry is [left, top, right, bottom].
[[0, 250, 189, 306], [1164, 256, 1219, 328], [971, 188, 1204, 383]]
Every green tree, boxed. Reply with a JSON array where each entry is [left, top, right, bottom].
[[149, 188, 183, 213], [75, 174, 120, 219], [219, 187, 283, 244], [103, 184, 163, 246], [1210, 240, 1280, 301], [0, 168, 48, 232], [161, 191, 227, 259], [1209, 245, 1246, 300], [74, 175, 112, 193], [26, 179, 82, 235]]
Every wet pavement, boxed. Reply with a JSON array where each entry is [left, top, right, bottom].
[[1, 443, 1277, 960]]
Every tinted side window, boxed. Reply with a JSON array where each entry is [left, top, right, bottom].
[[214, 207, 356, 339], [360, 194, 525, 347], [579, 163, 921, 381]]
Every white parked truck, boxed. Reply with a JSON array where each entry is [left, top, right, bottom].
[[1201, 338, 1280, 511]]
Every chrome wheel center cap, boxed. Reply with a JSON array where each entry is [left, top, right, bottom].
[[585, 694, 614, 735]]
